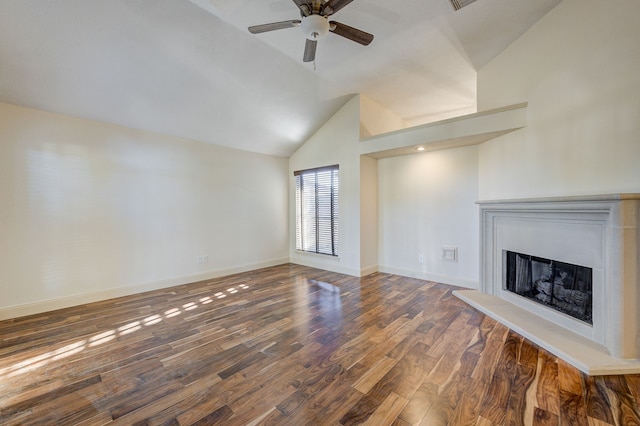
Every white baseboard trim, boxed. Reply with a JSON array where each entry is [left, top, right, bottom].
[[377, 265, 478, 289], [360, 264, 379, 277], [289, 255, 360, 277], [0, 257, 289, 321], [289, 257, 377, 278]]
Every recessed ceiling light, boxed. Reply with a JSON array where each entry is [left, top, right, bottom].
[[416, 146, 425, 151]]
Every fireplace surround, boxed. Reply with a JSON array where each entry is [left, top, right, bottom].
[[454, 194, 640, 375]]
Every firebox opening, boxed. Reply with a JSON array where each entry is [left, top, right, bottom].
[[504, 250, 593, 325]]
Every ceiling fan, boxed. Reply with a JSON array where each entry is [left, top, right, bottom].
[[248, 0, 374, 63]]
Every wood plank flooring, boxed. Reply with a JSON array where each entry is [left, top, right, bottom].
[[1, 263, 639, 425]]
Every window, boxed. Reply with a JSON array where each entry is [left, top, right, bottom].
[[295, 165, 339, 256]]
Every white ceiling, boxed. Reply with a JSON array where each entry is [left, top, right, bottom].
[[0, 0, 561, 157]]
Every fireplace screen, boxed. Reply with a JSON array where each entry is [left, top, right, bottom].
[[504, 251, 593, 324]]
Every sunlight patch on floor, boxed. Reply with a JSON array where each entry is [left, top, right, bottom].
[[0, 283, 251, 379]]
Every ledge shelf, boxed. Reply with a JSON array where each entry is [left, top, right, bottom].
[[360, 102, 527, 159]]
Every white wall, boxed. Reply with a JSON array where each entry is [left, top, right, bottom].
[[291, 0, 640, 289], [289, 96, 366, 276], [360, 155, 378, 275], [359, 95, 406, 138], [478, 0, 640, 199], [290, 95, 479, 286], [378, 146, 479, 288], [0, 103, 289, 319]]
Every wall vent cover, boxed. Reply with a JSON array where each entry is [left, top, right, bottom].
[[450, 0, 478, 11]]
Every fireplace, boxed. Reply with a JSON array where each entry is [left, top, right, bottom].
[[454, 194, 640, 375], [504, 251, 592, 324]]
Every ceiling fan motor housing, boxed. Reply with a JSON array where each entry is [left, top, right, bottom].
[[301, 15, 329, 40]]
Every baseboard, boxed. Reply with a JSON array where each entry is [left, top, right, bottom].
[[360, 264, 379, 277], [0, 257, 289, 321], [377, 265, 478, 289], [289, 255, 361, 277]]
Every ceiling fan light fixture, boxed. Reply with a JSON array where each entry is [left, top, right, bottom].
[[248, 1, 373, 63], [301, 15, 330, 40]]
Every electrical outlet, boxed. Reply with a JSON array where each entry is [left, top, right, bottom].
[[418, 254, 424, 263], [442, 247, 458, 262], [197, 255, 209, 264]]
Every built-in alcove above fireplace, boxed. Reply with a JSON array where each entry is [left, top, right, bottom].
[[454, 194, 640, 375]]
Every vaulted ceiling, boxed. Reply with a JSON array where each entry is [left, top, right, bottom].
[[0, 0, 562, 156]]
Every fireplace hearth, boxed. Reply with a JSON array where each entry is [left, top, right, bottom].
[[454, 194, 640, 375]]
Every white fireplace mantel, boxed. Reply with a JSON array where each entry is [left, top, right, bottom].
[[455, 194, 640, 375]]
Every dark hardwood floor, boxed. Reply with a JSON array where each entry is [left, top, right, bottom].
[[1, 264, 639, 425]]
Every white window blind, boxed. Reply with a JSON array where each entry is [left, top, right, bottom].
[[294, 165, 339, 256]]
